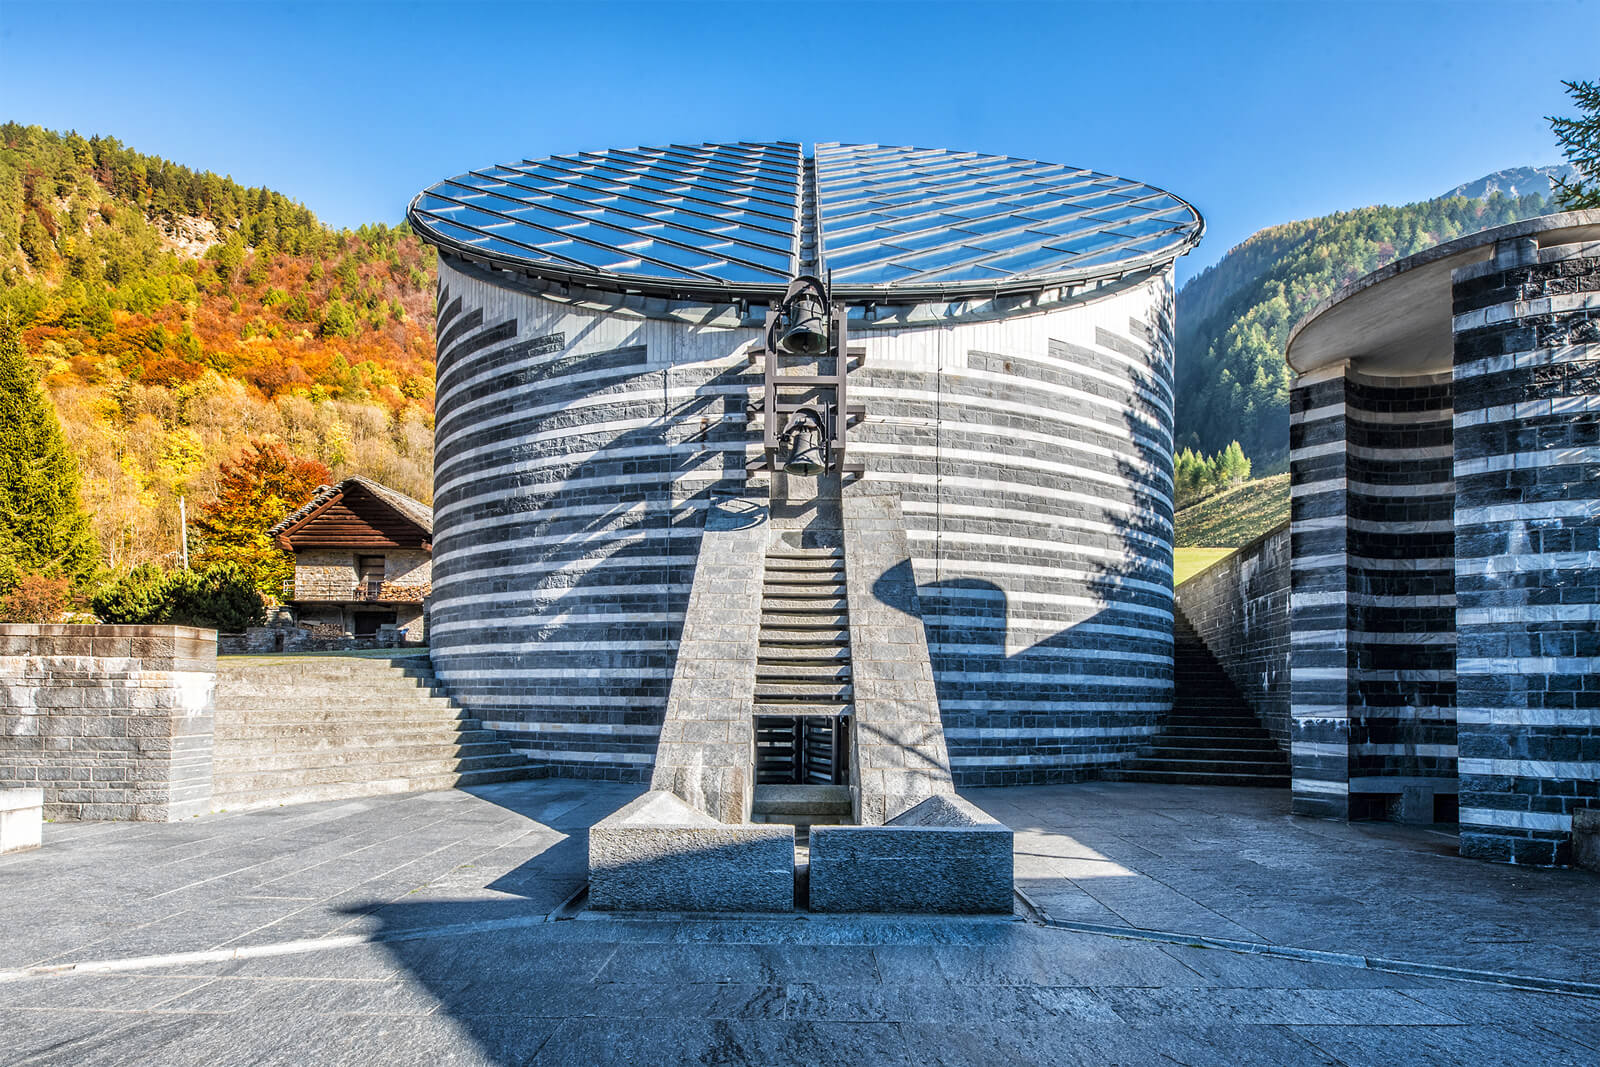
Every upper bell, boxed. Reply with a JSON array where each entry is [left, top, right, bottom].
[[778, 292, 829, 357]]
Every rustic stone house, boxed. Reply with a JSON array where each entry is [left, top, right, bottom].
[[269, 476, 432, 642]]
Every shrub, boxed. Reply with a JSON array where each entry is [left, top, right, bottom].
[[0, 573, 74, 623], [90, 562, 265, 632]]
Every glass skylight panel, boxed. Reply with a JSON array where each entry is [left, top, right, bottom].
[[413, 141, 1196, 294]]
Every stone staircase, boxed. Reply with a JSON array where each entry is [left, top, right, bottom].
[[211, 652, 528, 811], [751, 543, 856, 828], [1109, 612, 1290, 788]]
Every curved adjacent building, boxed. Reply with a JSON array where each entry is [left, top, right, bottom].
[[411, 141, 1203, 786]]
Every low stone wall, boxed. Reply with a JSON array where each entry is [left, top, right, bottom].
[[588, 790, 794, 912], [0, 625, 217, 821], [808, 794, 1013, 913], [1172, 523, 1291, 749]]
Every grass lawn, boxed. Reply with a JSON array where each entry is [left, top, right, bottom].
[[1174, 546, 1235, 585], [1175, 473, 1290, 548]]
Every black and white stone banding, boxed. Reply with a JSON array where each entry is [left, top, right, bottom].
[[1285, 212, 1600, 862]]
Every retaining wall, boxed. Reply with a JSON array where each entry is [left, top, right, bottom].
[[0, 625, 217, 821]]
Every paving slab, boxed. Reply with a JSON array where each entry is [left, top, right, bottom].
[[2, 778, 1598, 1066]]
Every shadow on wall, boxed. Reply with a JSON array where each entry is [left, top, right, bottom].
[[900, 321, 1179, 784], [430, 329, 759, 776]]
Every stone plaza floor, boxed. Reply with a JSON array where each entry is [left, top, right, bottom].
[[2, 780, 1597, 1065]]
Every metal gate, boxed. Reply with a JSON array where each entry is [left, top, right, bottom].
[[754, 715, 850, 785]]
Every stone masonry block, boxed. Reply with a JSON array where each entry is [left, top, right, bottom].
[[589, 791, 794, 912], [809, 794, 1013, 914]]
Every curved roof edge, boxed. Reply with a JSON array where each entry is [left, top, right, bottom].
[[1285, 210, 1600, 378], [407, 140, 1206, 304]]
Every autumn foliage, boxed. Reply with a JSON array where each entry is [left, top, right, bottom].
[[194, 439, 330, 596]]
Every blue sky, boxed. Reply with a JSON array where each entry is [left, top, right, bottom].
[[1, 0, 1595, 283]]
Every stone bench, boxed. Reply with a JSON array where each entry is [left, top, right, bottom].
[[1574, 808, 1600, 873], [809, 793, 1014, 914], [0, 788, 43, 854], [588, 791, 794, 912]]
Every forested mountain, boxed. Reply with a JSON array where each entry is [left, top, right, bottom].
[[0, 123, 436, 572], [1174, 184, 1557, 465]]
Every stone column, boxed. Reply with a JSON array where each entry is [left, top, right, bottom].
[[1288, 362, 1355, 817], [1453, 235, 1600, 865]]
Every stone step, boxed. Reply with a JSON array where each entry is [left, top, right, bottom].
[[210, 765, 529, 813], [214, 721, 489, 743], [1144, 733, 1279, 750], [757, 647, 850, 664], [1106, 769, 1289, 788], [215, 686, 451, 705], [762, 597, 849, 614], [213, 742, 518, 774], [216, 662, 437, 682], [213, 753, 527, 793], [214, 707, 473, 727], [752, 784, 853, 818], [756, 664, 852, 681], [764, 564, 845, 578], [752, 701, 851, 717], [761, 586, 847, 599], [758, 632, 851, 649], [1141, 745, 1287, 762], [754, 681, 853, 701], [1123, 756, 1289, 775], [766, 548, 844, 560], [760, 613, 850, 630]]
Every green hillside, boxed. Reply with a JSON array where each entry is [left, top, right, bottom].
[[1174, 189, 1557, 465], [1172, 473, 1290, 585], [1175, 473, 1290, 548]]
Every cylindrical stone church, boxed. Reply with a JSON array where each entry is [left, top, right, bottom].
[[410, 142, 1203, 786]]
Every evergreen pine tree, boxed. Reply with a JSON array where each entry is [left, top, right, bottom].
[[0, 310, 96, 590], [1550, 79, 1600, 209]]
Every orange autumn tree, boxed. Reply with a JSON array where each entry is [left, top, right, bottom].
[[193, 438, 330, 598]]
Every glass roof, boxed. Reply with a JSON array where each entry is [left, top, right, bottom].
[[409, 142, 1202, 298]]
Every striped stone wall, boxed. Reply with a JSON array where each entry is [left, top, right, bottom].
[[853, 274, 1177, 786], [430, 258, 1178, 785], [1452, 235, 1600, 866], [429, 258, 760, 781], [1288, 367, 1457, 818]]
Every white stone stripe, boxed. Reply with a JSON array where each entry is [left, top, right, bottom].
[[446, 666, 674, 680], [1451, 290, 1600, 332], [943, 365, 1171, 437], [430, 585, 684, 627], [907, 529, 1171, 576], [900, 500, 1169, 551], [436, 384, 749, 458], [1459, 758, 1600, 779], [1458, 656, 1600, 675], [918, 556, 1171, 598], [1459, 807, 1571, 832], [1294, 552, 1452, 572], [433, 547, 678, 592], [1457, 447, 1600, 477], [853, 441, 1171, 496], [1291, 706, 1349, 721], [1295, 441, 1450, 462], [1291, 668, 1347, 681], [861, 419, 1174, 490], [1456, 338, 1600, 382], [1457, 707, 1600, 726], [1456, 395, 1600, 427], [1456, 500, 1600, 525], [433, 610, 683, 636], [437, 412, 748, 480], [941, 699, 1170, 712], [883, 471, 1174, 533], [1293, 742, 1350, 758], [1457, 552, 1600, 576], [1349, 407, 1453, 426], [854, 385, 1165, 452], [933, 669, 1171, 688], [435, 470, 730, 524], [436, 639, 675, 656], [1292, 779, 1350, 795], [923, 587, 1172, 621], [930, 643, 1172, 666], [435, 440, 745, 504], [1289, 401, 1345, 426], [924, 618, 1169, 644], [946, 725, 1159, 740], [1459, 604, 1600, 625]]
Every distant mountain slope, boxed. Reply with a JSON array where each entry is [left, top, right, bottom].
[[0, 123, 437, 572], [1174, 180, 1558, 464], [1443, 164, 1575, 201]]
